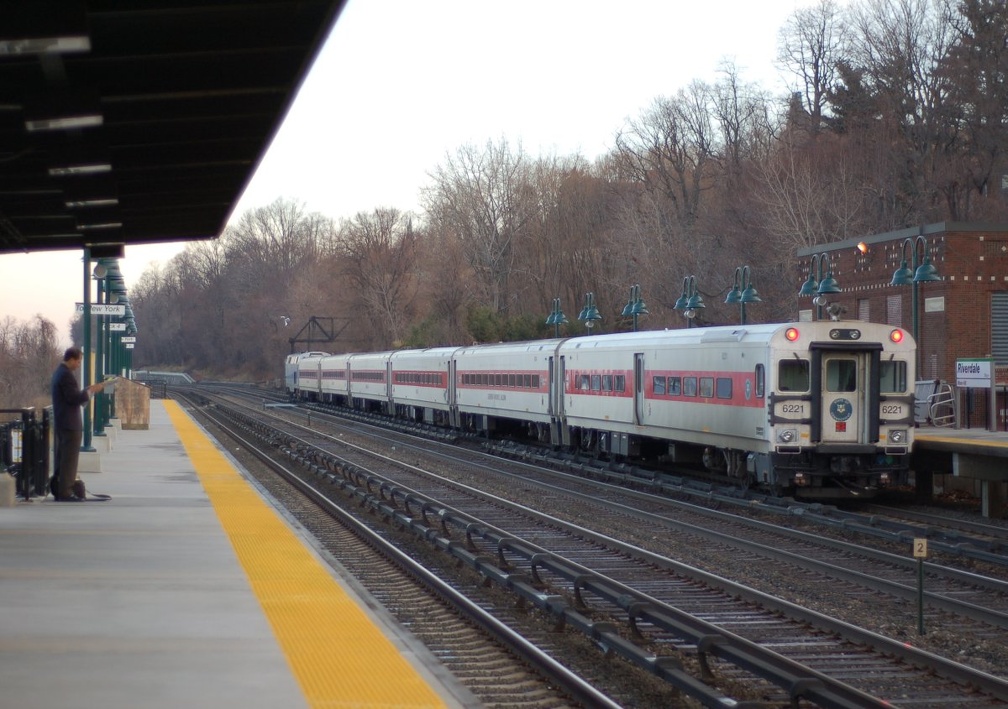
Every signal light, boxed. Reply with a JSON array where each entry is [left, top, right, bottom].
[[785, 327, 800, 342], [890, 329, 904, 343]]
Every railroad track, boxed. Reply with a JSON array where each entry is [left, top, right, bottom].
[[180, 391, 626, 709], [185, 388, 1008, 707]]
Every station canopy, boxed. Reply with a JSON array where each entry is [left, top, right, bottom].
[[0, 0, 345, 257]]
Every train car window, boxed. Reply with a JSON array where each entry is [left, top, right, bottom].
[[579, 374, 590, 390], [615, 375, 625, 392], [716, 377, 732, 399], [653, 376, 666, 395], [778, 360, 810, 392], [683, 377, 698, 397], [508, 374, 516, 387], [699, 377, 714, 397], [879, 360, 907, 393], [591, 374, 602, 391], [523, 374, 531, 388], [602, 374, 613, 391], [755, 364, 765, 397], [668, 376, 681, 395], [827, 360, 857, 392]]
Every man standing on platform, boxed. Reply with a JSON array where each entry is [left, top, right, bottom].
[[50, 346, 105, 501]]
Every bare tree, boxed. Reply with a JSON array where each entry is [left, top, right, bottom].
[[338, 208, 418, 347], [941, 0, 1008, 219], [613, 81, 722, 268], [422, 139, 536, 314], [0, 314, 60, 409], [847, 0, 958, 222], [777, 0, 849, 135]]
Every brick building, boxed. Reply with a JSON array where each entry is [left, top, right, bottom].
[[795, 222, 1008, 388]]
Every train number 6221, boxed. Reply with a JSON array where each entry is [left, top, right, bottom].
[[780, 403, 805, 413], [881, 404, 902, 414]]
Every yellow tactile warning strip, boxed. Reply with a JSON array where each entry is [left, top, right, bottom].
[[916, 433, 1008, 447], [164, 400, 448, 709]]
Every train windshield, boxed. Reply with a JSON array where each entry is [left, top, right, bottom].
[[879, 360, 908, 393], [778, 359, 810, 392]]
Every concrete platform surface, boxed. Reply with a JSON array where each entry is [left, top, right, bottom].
[[0, 401, 473, 709]]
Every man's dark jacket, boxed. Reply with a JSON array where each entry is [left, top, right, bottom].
[[51, 363, 88, 431]]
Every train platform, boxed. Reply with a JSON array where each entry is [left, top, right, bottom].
[[913, 425, 1008, 518], [0, 400, 478, 709]]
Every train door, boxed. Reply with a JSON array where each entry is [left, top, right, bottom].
[[634, 353, 645, 425], [550, 356, 569, 446], [448, 358, 458, 428], [386, 360, 393, 411], [819, 353, 868, 443]]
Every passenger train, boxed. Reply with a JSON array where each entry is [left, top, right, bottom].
[[284, 321, 916, 499]]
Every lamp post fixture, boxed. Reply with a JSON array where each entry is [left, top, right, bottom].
[[673, 276, 705, 327], [797, 252, 842, 320], [106, 263, 128, 422], [80, 249, 97, 452], [544, 297, 569, 337], [577, 292, 602, 332], [724, 266, 761, 325], [890, 234, 941, 370], [620, 283, 649, 331], [92, 260, 108, 438]]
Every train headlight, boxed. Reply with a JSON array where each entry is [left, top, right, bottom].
[[888, 429, 906, 443], [777, 429, 797, 443]]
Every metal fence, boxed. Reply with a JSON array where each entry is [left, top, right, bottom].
[[0, 407, 51, 500]]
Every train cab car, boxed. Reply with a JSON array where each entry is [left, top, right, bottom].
[[764, 322, 915, 497], [453, 340, 562, 441], [389, 348, 459, 426], [348, 351, 394, 413], [556, 322, 914, 498], [318, 353, 352, 405], [288, 351, 329, 400]]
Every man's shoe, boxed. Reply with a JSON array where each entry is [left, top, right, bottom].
[[55, 495, 85, 502]]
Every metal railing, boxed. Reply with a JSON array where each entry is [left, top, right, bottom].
[[0, 407, 50, 500], [928, 383, 957, 427]]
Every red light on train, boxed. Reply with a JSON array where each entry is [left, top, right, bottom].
[[785, 327, 800, 342], [890, 329, 904, 343]]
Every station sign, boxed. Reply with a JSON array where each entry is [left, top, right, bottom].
[[121, 336, 136, 343], [124, 343, 134, 349], [955, 358, 992, 389], [75, 302, 126, 316], [109, 322, 127, 331]]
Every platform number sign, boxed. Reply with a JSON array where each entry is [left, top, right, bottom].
[[913, 538, 928, 635]]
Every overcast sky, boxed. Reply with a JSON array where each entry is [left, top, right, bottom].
[[1, 0, 824, 347]]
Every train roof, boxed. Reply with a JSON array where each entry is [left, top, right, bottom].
[[559, 324, 785, 350], [452, 338, 567, 356], [558, 321, 914, 350]]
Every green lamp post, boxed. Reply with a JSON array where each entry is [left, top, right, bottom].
[[798, 252, 842, 320], [620, 284, 649, 331], [725, 266, 761, 325], [544, 298, 569, 337], [577, 292, 602, 332], [674, 276, 704, 327], [890, 234, 941, 370]]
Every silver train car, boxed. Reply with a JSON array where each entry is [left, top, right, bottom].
[[285, 321, 916, 498]]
